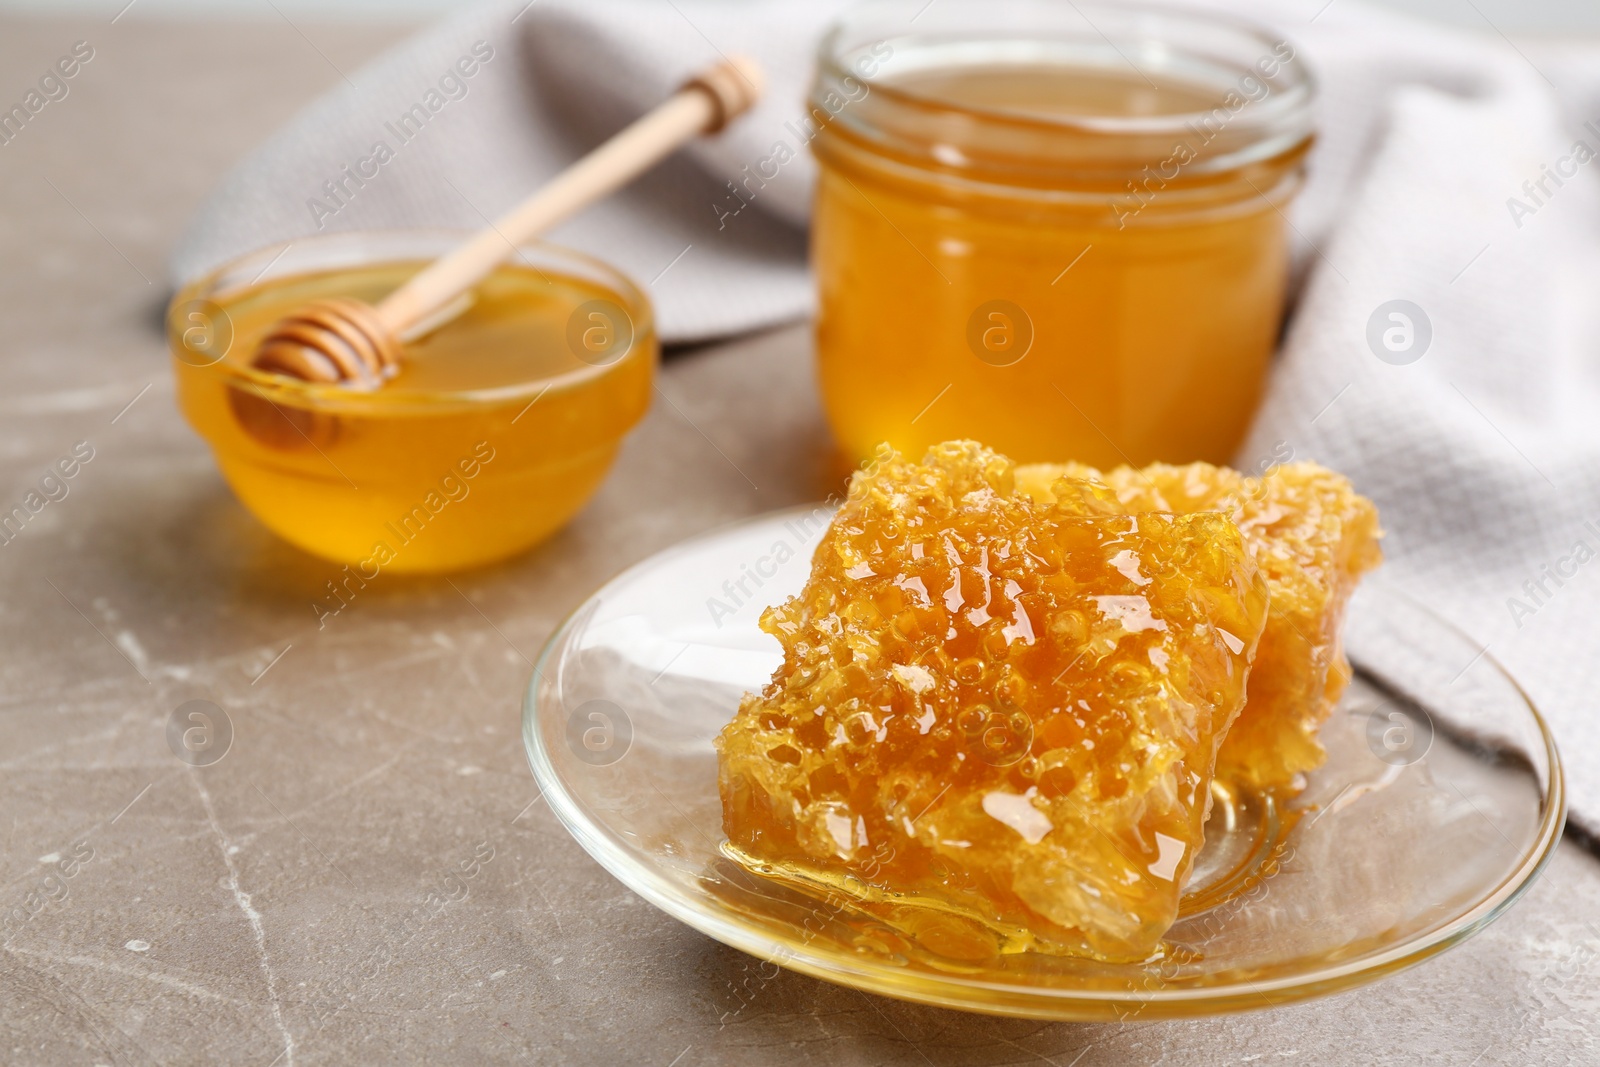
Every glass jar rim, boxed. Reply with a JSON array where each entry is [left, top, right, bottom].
[[170, 229, 656, 413], [812, 0, 1315, 182]]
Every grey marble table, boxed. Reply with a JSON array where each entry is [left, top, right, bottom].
[[0, 14, 1595, 1067]]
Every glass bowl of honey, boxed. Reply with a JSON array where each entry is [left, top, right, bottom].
[[169, 231, 654, 573], [809, 0, 1315, 467]]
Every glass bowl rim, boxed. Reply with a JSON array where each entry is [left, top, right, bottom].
[[521, 505, 1567, 1015], [169, 228, 657, 411]]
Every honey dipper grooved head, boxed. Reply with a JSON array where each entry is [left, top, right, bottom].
[[251, 297, 402, 389], [684, 55, 765, 133]]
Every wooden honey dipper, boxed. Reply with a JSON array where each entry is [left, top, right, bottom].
[[249, 56, 763, 389]]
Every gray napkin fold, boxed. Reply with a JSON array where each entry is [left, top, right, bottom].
[[172, 0, 1600, 837], [171, 0, 849, 343]]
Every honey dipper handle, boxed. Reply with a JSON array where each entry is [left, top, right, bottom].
[[375, 56, 764, 339]]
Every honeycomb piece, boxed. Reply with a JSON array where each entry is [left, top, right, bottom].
[[716, 441, 1269, 961], [1014, 461, 1382, 790]]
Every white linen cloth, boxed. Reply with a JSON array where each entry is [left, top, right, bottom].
[[172, 0, 1600, 839]]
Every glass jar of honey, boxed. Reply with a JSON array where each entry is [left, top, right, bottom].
[[170, 231, 654, 573], [809, 1, 1314, 467]]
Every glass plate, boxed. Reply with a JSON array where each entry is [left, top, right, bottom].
[[522, 506, 1565, 1020]]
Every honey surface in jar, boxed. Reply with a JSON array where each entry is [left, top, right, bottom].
[[172, 259, 652, 572], [716, 441, 1270, 961], [811, 56, 1308, 468], [1015, 461, 1383, 790]]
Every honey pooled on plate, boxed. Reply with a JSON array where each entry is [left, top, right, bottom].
[[716, 441, 1270, 961], [1014, 461, 1383, 791]]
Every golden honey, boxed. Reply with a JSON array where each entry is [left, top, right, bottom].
[[1016, 460, 1384, 791], [809, 2, 1314, 467], [170, 234, 653, 573], [717, 441, 1271, 961]]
